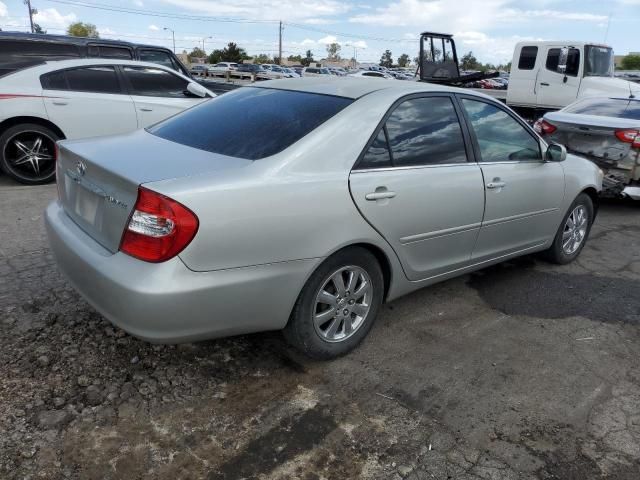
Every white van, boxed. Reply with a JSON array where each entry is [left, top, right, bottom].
[[507, 41, 640, 111]]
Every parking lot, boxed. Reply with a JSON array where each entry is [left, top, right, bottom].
[[0, 174, 639, 480]]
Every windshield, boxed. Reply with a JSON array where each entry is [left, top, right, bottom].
[[585, 46, 614, 77]]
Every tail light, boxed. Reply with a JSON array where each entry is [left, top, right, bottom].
[[534, 119, 557, 135], [615, 129, 640, 149], [120, 187, 199, 263]]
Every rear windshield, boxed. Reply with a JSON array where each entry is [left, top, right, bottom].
[[565, 98, 640, 120], [149, 87, 353, 160]]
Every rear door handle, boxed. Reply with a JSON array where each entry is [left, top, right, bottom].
[[139, 107, 153, 112], [365, 191, 396, 201], [540, 82, 550, 86], [486, 181, 506, 189], [52, 100, 68, 106]]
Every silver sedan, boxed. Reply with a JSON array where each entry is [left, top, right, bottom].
[[46, 78, 603, 359]]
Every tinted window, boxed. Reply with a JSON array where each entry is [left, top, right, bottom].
[[462, 99, 541, 162], [358, 129, 392, 169], [65, 66, 121, 94], [97, 46, 133, 59], [138, 50, 177, 70], [518, 46, 538, 70], [150, 87, 352, 160], [41, 70, 68, 90], [565, 98, 640, 120], [384, 97, 467, 166], [546, 48, 580, 76], [123, 66, 188, 97], [0, 40, 79, 58], [363, 72, 383, 77]]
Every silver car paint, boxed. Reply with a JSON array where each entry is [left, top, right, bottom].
[[46, 79, 603, 343]]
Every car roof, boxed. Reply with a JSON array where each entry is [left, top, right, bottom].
[[0, 31, 173, 52], [251, 77, 494, 100]]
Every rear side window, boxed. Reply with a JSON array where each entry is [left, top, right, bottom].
[[565, 98, 640, 120], [546, 48, 580, 76], [41, 70, 68, 90], [98, 46, 133, 59], [123, 66, 188, 97], [150, 87, 353, 160], [518, 46, 538, 70], [359, 129, 392, 169], [462, 99, 541, 162], [384, 97, 468, 167], [0, 40, 80, 58], [64, 66, 121, 94]]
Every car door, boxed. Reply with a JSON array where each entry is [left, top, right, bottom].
[[458, 96, 565, 261], [41, 65, 137, 139], [349, 94, 485, 281], [536, 46, 582, 109], [120, 65, 205, 127]]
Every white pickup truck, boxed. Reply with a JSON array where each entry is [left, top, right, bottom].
[[505, 41, 640, 114]]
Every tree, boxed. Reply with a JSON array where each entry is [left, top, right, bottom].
[[621, 54, 640, 70], [287, 54, 303, 64], [208, 49, 224, 64], [222, 42, 249, 62], [33, 23, 46, 34], [188, 47, 206, 63], [460, 51, 481, 71], [302, 50, 314, 67], [252, 53, 272, 64], [326, 43, 341, 60], [397, 53, 410, 68], [379, 50, 393, 68], [67, 22, 99, 38]]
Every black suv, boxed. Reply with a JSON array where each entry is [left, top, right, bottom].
[[0, 31, 190, 78]]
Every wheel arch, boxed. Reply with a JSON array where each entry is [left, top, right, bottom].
[[0, 116, 66, 140], [581, 186, 600, 221]]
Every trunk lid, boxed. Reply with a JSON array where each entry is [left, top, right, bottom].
[[544, 112, 640, 165], [56, 129, 252, 253]]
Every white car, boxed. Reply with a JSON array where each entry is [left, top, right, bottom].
[[207, 62, 238, 73], [302, 67, 332, 77], [0, 59, 214, 184]]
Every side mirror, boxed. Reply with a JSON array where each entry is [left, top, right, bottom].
[[186, 82, 207, 98], [557, 47, 569, 74], [546, 143, 567, 162]]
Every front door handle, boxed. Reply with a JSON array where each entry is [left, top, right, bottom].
[[52, 100, 68, 106], [486, 181, 506, 189], [540, 82, 550, 86], [139, 107, 153, 112], [365, 191, 396, 201]]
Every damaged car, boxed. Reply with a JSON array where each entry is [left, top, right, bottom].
[[535, 96, 640, 200]]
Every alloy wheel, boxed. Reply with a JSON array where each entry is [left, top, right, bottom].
[[562, 205, 588, 255], [313, 265, 372, 343], [3, 131, 56, 181]]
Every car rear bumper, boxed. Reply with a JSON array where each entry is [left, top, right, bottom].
[[45, 201, 318, 343]]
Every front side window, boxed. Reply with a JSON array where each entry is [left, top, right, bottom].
[[461, 99, 541, 162], [138, 50, 178, 71], [384, 97, 468, 167], [64, 66, 121, 94], [150, 87, 353, 160], [123, 66, 188, 97], [518, 46, 538, 70]]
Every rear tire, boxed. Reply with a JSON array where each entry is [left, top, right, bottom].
[[0, 123, 59, 185], [283, 247, 384, 360], [543, 193, 594, 264]]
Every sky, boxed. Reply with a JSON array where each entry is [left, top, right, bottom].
[[1, 0, 639, 65]]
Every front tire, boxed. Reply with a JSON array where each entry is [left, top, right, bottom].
[[544, 193, 594, 264], [284, 247, 384, 360], [0, 123, 59, 185]]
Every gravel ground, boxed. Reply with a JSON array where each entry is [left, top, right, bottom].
[[1, 176, 639, 480]]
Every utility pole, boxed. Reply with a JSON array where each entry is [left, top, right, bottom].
[[164, 27, 176, 53], [24, 0, 35, 33], [278, 21, 283, 65], [202, 36, 212, 54]]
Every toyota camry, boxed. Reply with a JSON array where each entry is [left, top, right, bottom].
[[46, 78, 603, 359]]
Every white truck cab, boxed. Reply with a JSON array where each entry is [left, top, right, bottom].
[[507, 41, 640, 111]]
